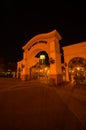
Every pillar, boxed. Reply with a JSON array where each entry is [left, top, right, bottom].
[[65, 66, 69, 81], [49, 38, 63, 85]]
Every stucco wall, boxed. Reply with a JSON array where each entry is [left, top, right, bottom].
[[63, 41, 86, 64]]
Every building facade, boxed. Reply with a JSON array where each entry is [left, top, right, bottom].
[[17, 30, 86, 84], [63, 42, 86, 83]]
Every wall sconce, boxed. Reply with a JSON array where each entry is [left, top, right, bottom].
[[49, 57, 55, 64]]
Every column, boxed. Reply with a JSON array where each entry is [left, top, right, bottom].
[[65, 66, 69, 81], [49, 38, 63, 85]]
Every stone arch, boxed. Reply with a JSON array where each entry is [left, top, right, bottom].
[[27, 43, 49, 68], [17, 29, 63, 84], [68, 57, 86, 82], [29, 49, 50, 80]]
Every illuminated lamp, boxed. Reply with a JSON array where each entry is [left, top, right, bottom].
[[77, 67, 80, 71], [40, 55, 45, 59]]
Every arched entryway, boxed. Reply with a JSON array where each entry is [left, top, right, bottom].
[[30, 51, 50, 81], [17, 30, 63, 84], [68, 57, 86, 82], [63, 41, 86, 81]]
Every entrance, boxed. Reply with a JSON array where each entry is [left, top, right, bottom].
[[30, 51, 50, 81], [68, 57, 86, 83], [17, 30, 63, 84]]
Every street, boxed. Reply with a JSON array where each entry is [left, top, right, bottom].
[[0, 78, 86, 130]]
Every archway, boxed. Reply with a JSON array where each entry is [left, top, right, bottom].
[[17, 30, 63, 84], [30, 51, 50, 80], [68, 57, 86, 82]]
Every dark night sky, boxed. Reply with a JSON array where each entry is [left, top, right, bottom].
[[1, 1, 86, 63]]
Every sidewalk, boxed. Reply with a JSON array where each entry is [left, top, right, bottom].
[[56, 82, 86, 128]]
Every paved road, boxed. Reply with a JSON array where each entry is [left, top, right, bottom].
[[0, 78, 86, 130], [56, 83, 86, 129]]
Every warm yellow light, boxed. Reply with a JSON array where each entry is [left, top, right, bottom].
[[72, 70, 74, 73], [44, 67, 48, 71], [40, 69, 43, 72], [40, 55, 45, 59], [77, 67, 80, 70]]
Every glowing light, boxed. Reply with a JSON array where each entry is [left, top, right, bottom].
[[44, 67, 48, 71], [72, 70, 74, 73], [77, 67, 80, 70], [40, 55, 45, 59]]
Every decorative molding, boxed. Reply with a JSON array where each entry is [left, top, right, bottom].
[[28, 40, 47, 51]]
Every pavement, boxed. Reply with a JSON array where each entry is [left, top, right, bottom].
[[0, 78, 86, 130], [56, 82, 86, 129]]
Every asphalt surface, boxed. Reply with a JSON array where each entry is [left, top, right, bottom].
[[0, 78, 86, 130]]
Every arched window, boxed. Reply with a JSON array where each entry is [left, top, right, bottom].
[[68, 57, 86, 82]]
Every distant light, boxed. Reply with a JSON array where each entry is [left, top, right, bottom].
[[40, 55, 45, 59], [77, 67, 80, 70]]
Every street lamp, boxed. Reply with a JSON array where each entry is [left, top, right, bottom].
[[40, 55, 45, 65]]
